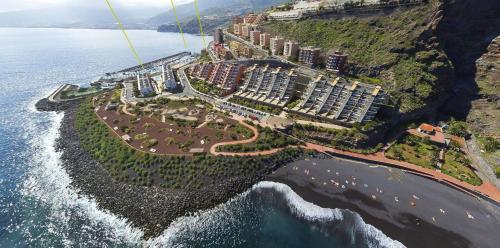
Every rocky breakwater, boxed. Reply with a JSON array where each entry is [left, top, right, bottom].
[[35, 98, 312, 238]]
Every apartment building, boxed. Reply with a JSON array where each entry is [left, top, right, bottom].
[[326, 51, 347, 73], [137, 74, 156, 97], [291, 76, 387, 124], [190, 64, 214, 81], [244, 13, 258, 24], [233, 23, 243, 35], [241, 25, 251, 38], [298, 46, 321, 67], [270, 37, 285, 55], [260, 33, 271, 49], [162, 65, 178, 92], [235, 64, 298, 108], [213, 28, 224, 45], [208, 63, 245, 94], [250, 30, 261, 45], [283, 41, 300, 60], [233, 16, 243, 25]]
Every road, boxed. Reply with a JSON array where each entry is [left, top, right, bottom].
[[467, 134, 500, 189]]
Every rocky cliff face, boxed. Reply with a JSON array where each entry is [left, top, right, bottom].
[[467, 36, 499, 138]]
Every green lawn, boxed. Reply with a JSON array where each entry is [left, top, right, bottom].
[[442, 150, 482, 186], [386, 135, 482, 186], [228, 97, 283, 115], [386, 135, 438, 169]]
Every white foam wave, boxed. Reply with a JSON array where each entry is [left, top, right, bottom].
[[21, 107, 145, 246], [252, 181, 406, 248]]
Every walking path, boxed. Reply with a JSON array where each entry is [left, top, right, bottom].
[[467, 135, 500, 189], [210, 119, 260, 156]]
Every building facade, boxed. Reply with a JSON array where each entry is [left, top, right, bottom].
[[250, 30, 261, 45], [162, 65, 178, 92], [235, 64, 298, 108], [241, 25, 251, 38], [291, 76, 387, 124], [213, 28, 224, 45], [298, 46, 321, 67], [259, 33, 271, 48], [326, 51, 347, 73], [283, 41, 300, 60], [233, 23, 243, 35], [208, 63, 245, 94], [270, 37, 285, 55]]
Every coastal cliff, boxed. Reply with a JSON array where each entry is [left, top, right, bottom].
[[263, 0, 500, 123]]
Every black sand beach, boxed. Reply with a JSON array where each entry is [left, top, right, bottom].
[[267, 158, 500, 248]]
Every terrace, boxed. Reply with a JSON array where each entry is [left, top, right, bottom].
[[234, 64, 298, 108], [291, 76, 387, 124]]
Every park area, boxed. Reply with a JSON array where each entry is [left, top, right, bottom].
[[386, 134, 482, 186], [94, 92, 255, 155]]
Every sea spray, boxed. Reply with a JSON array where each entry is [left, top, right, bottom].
[[21, 108, 145, 246], [145, 181, 405, 248], [253, 181, 406, 248]]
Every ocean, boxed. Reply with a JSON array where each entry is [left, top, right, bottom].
[[0, 28, 402, 247]]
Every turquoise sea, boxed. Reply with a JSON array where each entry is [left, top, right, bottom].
[[0, 28, 401, 247]]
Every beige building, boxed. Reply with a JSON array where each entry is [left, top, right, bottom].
[[260, 33, 271, 49], [241, 25, 251, 38], [270, 37, 285, 55], [233, 23, 243, 35], [283, 41, 299, 60], [250, 30, 261, 45]]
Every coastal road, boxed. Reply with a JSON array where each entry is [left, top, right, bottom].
[[268, 158, 500, 248]]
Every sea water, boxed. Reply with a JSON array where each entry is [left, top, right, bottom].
[[0, 28, 403, 247]]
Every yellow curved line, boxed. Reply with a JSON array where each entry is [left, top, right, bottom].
[[169, 0, 188, 48], [193, 0, 207, 48], [103, 0, 144, 69]]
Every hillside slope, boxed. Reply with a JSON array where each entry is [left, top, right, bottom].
[[263, 0, 499, 119], [155, 0, 287, 34]]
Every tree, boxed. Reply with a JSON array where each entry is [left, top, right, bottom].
[[448, 121, 469, 137]]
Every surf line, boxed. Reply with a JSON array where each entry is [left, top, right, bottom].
[[169, 0, 188, 48], [193, 0, 207, 48], [103, 0, 144, 69]]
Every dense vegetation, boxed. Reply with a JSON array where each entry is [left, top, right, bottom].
[[263, 0, 453, 113], [217, 125, 302, 152], [228, 97, 283, 115], [386, 135, 482, 186], [191, 79, 224, 97], [290, 123, 383, 154], [75, 98, 307, 189]]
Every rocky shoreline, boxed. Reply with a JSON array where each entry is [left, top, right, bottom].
[[35, 98, 319, 238]]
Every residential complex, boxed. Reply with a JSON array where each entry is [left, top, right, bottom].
[[291, 76, 387, 124], [244, 13, 258, 24], [270, 37, 285, 55], [283, 41, 300, 60], [235, 64, 298, 107], [190, 63, 214, 81], [298, 46, 321, 67], [326, 51, 348, 73], [229, 41, 253, 58]]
